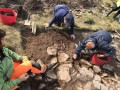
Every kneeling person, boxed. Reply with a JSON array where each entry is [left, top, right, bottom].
[[46, 4, 75, 39], [73, 30, 116, 63]]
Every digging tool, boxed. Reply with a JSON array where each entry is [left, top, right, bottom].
[[24, 12, 31, 26], [31, 22, 37, 35]]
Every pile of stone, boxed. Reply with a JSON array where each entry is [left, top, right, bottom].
[[46, 44, 120, 90]]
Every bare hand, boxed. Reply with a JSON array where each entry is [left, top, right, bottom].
[[45, 23, 50, 28], [70, 34, 75, 39], [73, 54, 78, 60], [97, 54, 105, 58], [19, 73, 29, 81]]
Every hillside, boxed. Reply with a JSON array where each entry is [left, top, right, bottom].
[[0, 0, 120, 90]]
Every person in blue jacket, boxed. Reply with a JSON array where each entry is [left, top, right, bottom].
[[46, 4, 75, 39], [73, 30, 116, 60]]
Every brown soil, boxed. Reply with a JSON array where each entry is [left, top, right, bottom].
[[21, 28, 76, 63], [20, 28, 120, 90]]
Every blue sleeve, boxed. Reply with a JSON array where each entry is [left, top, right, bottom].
[[75, 40, 86, 55], [101, 44, 116, 57], [69, 20, 74, 35], [49, 15, 58, 27]]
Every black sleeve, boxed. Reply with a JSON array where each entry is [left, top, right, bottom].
[[69, 20, 74, 35], [75, 40, 86, 55], [101, 44, 116, 57]]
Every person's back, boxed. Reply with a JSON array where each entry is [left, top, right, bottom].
[[90, 30, 112, 44], [46, 4, 75, 39], [54, 4, 69, 14]]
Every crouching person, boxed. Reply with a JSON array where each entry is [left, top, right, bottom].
[[0, 30, 57, 90], [73, 30, 116, 65], [46, 4, 75, 39]]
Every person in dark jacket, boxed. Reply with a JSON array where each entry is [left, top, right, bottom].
[[46, 4, 75, 39], [73, 30, 116, 60], [107, 0, 120, 19]]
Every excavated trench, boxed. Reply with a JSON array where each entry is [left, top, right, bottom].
[[20, 28, 120, 90]]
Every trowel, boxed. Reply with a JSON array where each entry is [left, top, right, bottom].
[[24, 12, 31, 26]]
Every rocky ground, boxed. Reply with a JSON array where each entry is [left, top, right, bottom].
[[0, 0, 120, 90], [20, 28, 120, 90]]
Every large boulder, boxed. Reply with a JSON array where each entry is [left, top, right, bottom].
[[78, 67, 94, 82], [57, 64, 72, 82]]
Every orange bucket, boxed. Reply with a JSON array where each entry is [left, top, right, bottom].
[[0, 8, 17, 25]]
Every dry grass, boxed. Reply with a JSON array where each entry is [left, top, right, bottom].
[[0, 24, 23, 53]]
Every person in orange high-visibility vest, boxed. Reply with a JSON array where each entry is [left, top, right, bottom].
[[0, 30, 57, 90]]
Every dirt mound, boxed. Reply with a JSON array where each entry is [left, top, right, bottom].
[[21, 29, 75, 63]]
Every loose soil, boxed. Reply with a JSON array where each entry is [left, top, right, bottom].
[[21, 28, 120, 90]]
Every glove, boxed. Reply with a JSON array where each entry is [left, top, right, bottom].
[[22, 56, 29, 62], [97, 54, 105, 58]]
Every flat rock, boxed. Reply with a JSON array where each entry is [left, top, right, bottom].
[[78, 67, 94, 82], [58, 53, 69, 63], [57, 64, 72, 82], [50, 57, 58, 64], [47, 46, 57, 56], [94, 75, 101, 82], [93, 65, 101, 73], [92, 80, 101, 90]]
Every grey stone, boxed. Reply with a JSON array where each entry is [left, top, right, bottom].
[[102, 64, 114, 72], [101, 73, 108, 78], [93, 65, 101, 73], [74, 81, 83, 90], [84, 82, 92, 90], [80, 59, 92, 67], [38, 83, 46, 90], [57, 64, 72, 82], [47, 46, 57, 56], [92, 80, 101, 90], [58, 53, 69, 63], [78, 67, 94, 82], [50, 57, 58, 64], [100, 84, 108, 90], [46, 69, 57, 80], [94, 75, 101, 82]]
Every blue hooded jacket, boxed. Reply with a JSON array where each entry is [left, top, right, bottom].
[[75, 30, 116, 57], [49, 4, 74, 34]]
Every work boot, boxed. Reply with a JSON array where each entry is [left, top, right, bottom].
[[30, 60, 46, 74], [46, 58, 58, 70]]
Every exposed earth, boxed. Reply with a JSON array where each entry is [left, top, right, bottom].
[[20, 28, 120, 90], [0, 0, 120, 90]]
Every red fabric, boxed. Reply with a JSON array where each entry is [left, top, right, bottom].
[[0, 8, 17, 25], [92, 52, 111, 65]]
